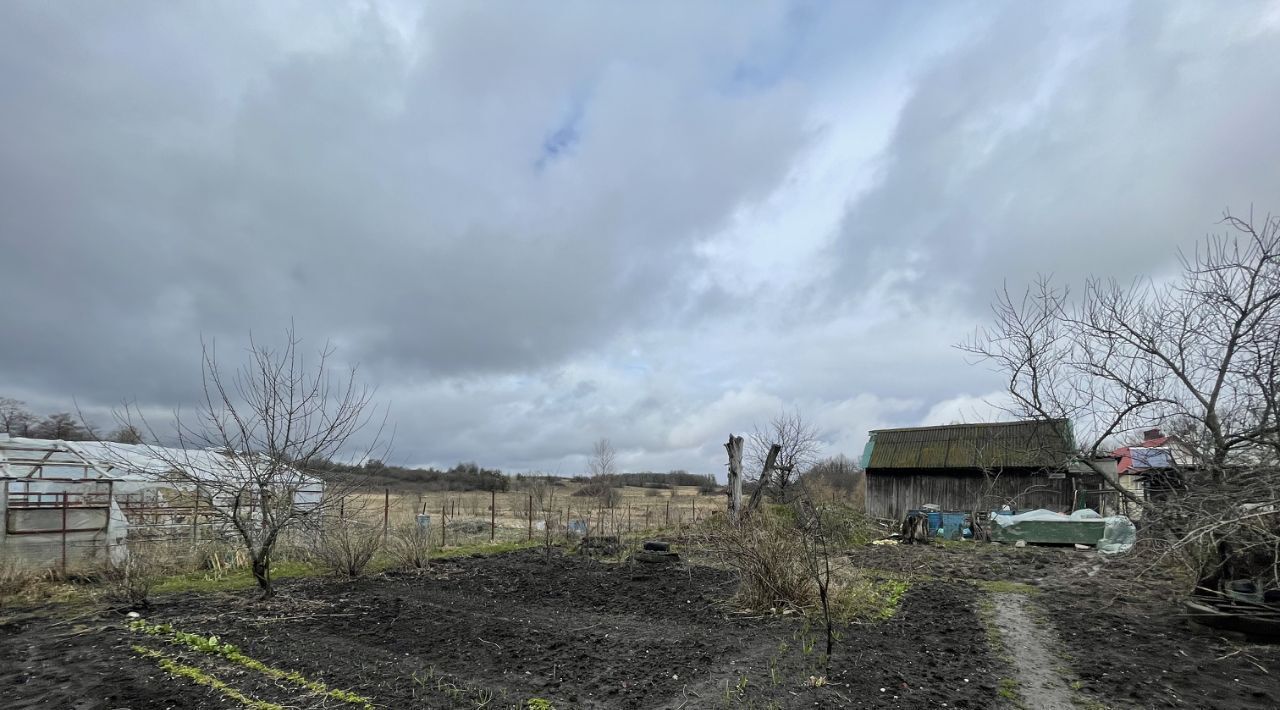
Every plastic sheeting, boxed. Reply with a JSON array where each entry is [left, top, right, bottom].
[[1097, 515, 1137, 555], [989, 508, 1136, 554]]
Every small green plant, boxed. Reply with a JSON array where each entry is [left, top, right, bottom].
[[721, 675, 749, 705], [998, 677, 1021, 702], [830, 575, 910, 621], [409, 664, 509, 707], [132, 645, 284, 710], [128, 619, 372, 708], [526, 699, 555, 710]]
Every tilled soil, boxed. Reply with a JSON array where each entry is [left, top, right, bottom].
[[2, 549, 1007, 709], [847, 542, 1280, 710], [7, 544, 1270, 709]]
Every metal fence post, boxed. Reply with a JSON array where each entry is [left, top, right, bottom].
[[61, 491, 69, 574]]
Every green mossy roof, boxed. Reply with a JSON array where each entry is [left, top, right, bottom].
[[864, 419, 1073, 470]]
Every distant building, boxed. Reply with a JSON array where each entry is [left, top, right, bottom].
[[861, 419, 1075, 521], [1113, 428, 1198, 473], [1097, 427, 1200, 513]]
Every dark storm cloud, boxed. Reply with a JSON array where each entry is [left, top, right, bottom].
[[2, 1, 1278, 473], [0, 2, 809, 407]]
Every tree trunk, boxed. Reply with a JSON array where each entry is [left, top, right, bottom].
[[725, 434, 744, 523], [252, 552, 274, 599]]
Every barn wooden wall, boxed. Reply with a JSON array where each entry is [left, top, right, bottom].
[[865, 469, 1071, 521]]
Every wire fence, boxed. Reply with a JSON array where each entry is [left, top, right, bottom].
[[344, 488, 720, 547], [1, 486, 724, 575]]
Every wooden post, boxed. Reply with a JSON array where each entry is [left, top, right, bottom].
[[746, 444, 782, 514], [527, 494, 533, 540], [383, 488, 390, 545], [490, 489, 496, 542], [441, 503, 447, 547], [192, 486, 200, 543], [725, 434, 744, 523], [627, 504, 631, 533]]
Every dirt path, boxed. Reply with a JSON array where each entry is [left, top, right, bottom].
[[989, 593, 1078, 710]]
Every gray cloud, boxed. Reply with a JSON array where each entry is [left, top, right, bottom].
[[0, 2, 809, 400], [2, 1, 1277, 475], [831, 1, 1280, 312]]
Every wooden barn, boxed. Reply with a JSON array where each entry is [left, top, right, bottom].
[[861, 419, 1076, 521]]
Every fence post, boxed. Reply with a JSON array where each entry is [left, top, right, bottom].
[[665, 500, 670, 526], [490, 489, 496, 542], [441, 503, 447, 547], [627, 504, 631, 533], [383, 488, 390, 545], [192, 486, 200, 543], [527, 494, 533, 541], [61, 491, 69, 574]]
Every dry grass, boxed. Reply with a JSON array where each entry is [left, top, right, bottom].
[[339, 484, 725, 544]]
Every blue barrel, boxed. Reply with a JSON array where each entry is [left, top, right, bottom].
[[926, 511, 943, 535], [941, 512, 966, 539]]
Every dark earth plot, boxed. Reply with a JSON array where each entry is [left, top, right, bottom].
[[3, 545, 1278, 709]]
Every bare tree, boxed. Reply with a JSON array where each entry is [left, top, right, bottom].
[[961, 210, 1280, 497], [961, 210, 1280, 590], [108, 424, 144, 444], [0, 397, 33, 436], [748, 409, 821, 500], [588, 437, 617, 478], [526, 476, 559, 563], [120, 328, 387, 598], [804, 455, 865, 506], [31, 412, 92, 441]]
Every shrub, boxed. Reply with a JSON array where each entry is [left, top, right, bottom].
[[387, 522, 432, 570], [700, 512, 814, 612], [571, 480, 622, 507], [101, 542, 166, 608], [311, 519, 382, 577]]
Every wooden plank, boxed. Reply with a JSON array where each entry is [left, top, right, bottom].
[[866, 470, 1071, 520]]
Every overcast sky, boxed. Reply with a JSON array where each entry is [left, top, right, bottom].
[[3, 1, 1279, 476]]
